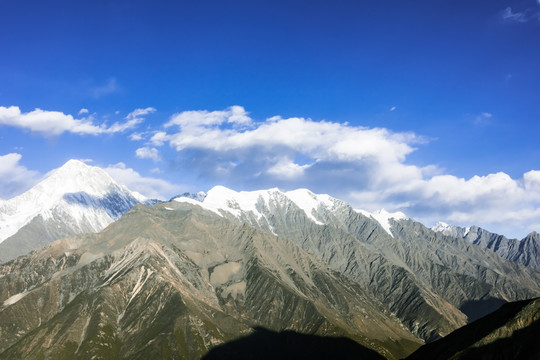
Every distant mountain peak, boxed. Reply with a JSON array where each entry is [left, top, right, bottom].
[[432, 221, 471, 238], [0, 159, 147, 252]]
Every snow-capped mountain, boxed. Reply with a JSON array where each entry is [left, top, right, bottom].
[[175, 186, 540, 341], [0, 200, 421, 360], [175, 185, 407, 236], [433, 222, 540, 272], [1, 180, 540, 358], [0, 159, 150, 262]]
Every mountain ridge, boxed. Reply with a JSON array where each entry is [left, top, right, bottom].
[[433, 222, 540, 272], [0, 201, 421, 359]]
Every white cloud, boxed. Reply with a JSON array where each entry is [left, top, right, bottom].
[[129, 132, 144, 141], [104, 162, 184, 200], [150, 131, 169, 146], [390, 106, 396, 111], [108, 107, 156, 133], [152, 106, 540, 238], [0, 106, 105, 136], [0, 106, 151, 136], [78, 108, 89, 115], [474, 112, 493, 125], [165, 105, 251, 128], [0, 153, 40, 199], [266, 157, 312, 179], [135, 147, 161, 161]]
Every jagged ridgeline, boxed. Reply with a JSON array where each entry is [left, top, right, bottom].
[[1, 161, 540, 359], [0, 202, 420, 359]]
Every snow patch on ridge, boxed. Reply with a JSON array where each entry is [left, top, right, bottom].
[[285, 189, 336, 224], [432, 221, 450, 233], [356, 208, 408, 237]]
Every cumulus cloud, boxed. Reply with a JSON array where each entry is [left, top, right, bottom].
[[135, 147, 161, 161], [266, 157, 313, 179], [0, 153, 40, 199], [0, 106, 152, 136], [104, 162, 184, 200], [129, 133, 144, 141], [78, 108, 89, 115], [149, 106, 540, 238]]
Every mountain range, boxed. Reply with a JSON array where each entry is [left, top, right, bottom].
[[0, 160, 539, 359], [433, 222, 540, 272]]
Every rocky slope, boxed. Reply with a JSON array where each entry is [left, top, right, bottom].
[[176, 187, 540, 341], [0, 202, 421, 360], [407, 297, 540, 360], [0, 160, 152, 263], [434, 223, 540, 272]]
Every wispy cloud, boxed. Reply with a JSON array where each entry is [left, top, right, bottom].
[[108, 107, 156, 133], [104, 162, 184, 200], [0, 153, 40, 199], [0, 106, 153, 136], [502, 7, 528, 22], [474, 112, 492, 125], [89, 77, 119, 98], [501, 5, 540, 23]]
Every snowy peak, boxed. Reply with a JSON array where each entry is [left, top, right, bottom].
[[174, 185, 407, 236], [355, 208, 408, 237], [174, 186, 344, 225], [431, 221, 470, 238], [170, 191, 206, 202], [432, 221, 451, 233], [0, 159, 146, 243]]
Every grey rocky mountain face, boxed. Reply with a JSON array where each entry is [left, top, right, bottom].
[[1, 181, 540, 359], [435, 223, 540, 272], [175, 188, 540, 342], [0, 203, 421, 359]]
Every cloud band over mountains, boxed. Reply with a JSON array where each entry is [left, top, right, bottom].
[[1, 105, 539, 237]]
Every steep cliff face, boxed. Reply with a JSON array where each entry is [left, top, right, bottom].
[[0, 202, 421, 360], [175, 187, 540, 341]]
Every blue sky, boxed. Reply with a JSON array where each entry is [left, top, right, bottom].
[[1, 0, 540, 238]]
